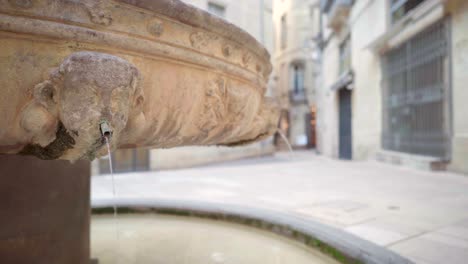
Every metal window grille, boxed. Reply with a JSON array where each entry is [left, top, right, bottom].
[[382, 19, 450, 159]]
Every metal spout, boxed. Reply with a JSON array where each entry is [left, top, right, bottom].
[[99, 120, 112, 139]]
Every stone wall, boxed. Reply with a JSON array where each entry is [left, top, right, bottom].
[[448, 0, 468, 173], [317, 0, 468, 174], [349, 0, 386, 160], [317, 36, 339, 158], [318, 0, 386, 160]]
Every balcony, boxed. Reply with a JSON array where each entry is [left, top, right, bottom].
[[289, 90, 308, 104], [320, 0, 353, 30]]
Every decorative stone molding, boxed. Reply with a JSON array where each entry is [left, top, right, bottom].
[[0, 0, 278, 161], [147, 19, 164, 37], [17, 52, 142, 160], [0, 0, 271, 83], [82, 0, 113, 26], [8, 0, 32, 8], [190, 31, 219, 50], [222, 44, 232, 57], [242, 52, 252, 67], [197, 77, 228, 134]]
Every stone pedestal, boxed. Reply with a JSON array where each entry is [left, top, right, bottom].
[[0, 155, 90, 264]]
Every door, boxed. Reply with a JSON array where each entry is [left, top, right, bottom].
[[305, 110, 316, 148], [339, 89, 352, 159]]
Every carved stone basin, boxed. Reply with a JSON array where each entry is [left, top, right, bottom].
[[0, 0, 278, 161]]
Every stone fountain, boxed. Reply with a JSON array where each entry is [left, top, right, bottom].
[[0, 0, 278, 263]]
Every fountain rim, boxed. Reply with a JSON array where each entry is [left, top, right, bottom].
[[92, 198, 414, 264], [118, 0, 271, 60], [1, 0, 273, 84]]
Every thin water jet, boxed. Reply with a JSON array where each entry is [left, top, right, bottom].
[[277, 130, 294, 154], [104, 136, 119, 242], [104, 136, 117, 219]]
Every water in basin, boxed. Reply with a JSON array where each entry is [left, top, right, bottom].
[[92, 214, 340, 264]]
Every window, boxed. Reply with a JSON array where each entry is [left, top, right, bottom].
[[292, 65, 304, 94], [289, 63, 306, 103], [208, 2, 226, 18], [280, 14, 287, 50], [390, 0, 426, 23], [339, 36, 351, 74]]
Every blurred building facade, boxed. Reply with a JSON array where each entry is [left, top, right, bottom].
[[93, 0, 275, 175], [316, 0, 468, 173], [272, 0, 320, 149]]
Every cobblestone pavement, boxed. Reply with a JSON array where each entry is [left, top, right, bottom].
[[92, 151, 468, 264]]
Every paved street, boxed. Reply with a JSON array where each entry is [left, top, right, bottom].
[[92, 151, 468, 264]]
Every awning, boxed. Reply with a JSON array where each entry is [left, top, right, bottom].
[[330, 70, 354, 91]]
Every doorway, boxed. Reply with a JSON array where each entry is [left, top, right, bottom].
[[339, 89, 352, 159], [305, 106, 317, 148]]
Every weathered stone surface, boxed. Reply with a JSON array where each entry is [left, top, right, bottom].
[[0, 0, 278, 161]]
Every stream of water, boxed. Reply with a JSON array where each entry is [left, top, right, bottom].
[[277, 130, 294, 153], [104, 136, 119, 240], [104, 136, 117, 218]]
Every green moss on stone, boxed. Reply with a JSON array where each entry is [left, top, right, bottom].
[[92, 206, 363, 264]]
